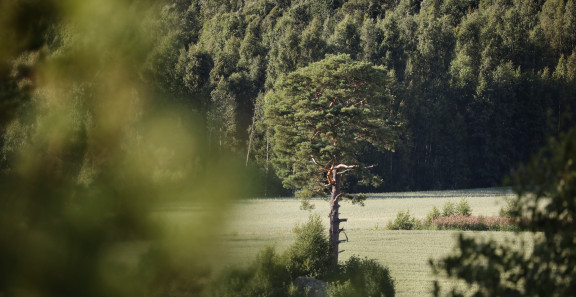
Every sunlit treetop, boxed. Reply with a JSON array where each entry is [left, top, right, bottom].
[[265, 54, 401, 200]]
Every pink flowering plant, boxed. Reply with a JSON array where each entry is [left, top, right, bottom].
[[430, 215, 517, 231], [387, 199, 519, 231]]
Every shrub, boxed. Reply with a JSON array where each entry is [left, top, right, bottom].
[[208, 214, 331, 297], [499, 197, 518, 218], [284, 214, 331, 278], [327, 280, 356, 297], [329, 256, 395, 297], [442, 201, 457, 217], [208, 246, 290, 297], [426, 206, 442, 224], [210, 216, 397, 297], [386, 210, 416, 230], [456, 198, 472, 216]]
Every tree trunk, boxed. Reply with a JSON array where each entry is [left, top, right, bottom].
[[328, 169, 345, 268]]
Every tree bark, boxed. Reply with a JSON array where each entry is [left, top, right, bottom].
[[328, 168, 344, 268]]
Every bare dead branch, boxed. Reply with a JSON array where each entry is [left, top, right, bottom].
[[311, 155, 329, 168], [337, 168, 354, 175], [353, 99, 367, 106], [334, 164, 360, 170]]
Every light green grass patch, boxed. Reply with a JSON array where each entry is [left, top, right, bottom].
[[147, 188, 524, 297], [214, 188, 520, 297]]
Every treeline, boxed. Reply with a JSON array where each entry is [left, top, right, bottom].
[[147, 0, 576, 194], [4, 0, 576, 194]]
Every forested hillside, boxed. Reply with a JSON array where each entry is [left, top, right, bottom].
[[4, 0, 576, 194]]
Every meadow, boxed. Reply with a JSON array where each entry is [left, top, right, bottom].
[[220, 188, 523, 297], [155, 188, 530, 297]]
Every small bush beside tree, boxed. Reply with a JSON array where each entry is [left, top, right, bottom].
[[210, 214, 395, 297], [284, 215, 331, 279]]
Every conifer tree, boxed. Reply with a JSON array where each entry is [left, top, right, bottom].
[[265, 54, 400, 267]]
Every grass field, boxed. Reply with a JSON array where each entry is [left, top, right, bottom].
[[153, 188, 528, 297], [216, 188, 520, 297]]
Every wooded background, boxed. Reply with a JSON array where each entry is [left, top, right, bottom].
[[3, 0, 576, 195]]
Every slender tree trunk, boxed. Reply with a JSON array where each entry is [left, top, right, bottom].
[[328, 169, 345, 268], [245, 124, 254, 166]]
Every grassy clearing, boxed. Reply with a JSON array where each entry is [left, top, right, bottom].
[[212, 188, 518, 297], [223, 188, 513, 235], [152, 188, 525, 297]]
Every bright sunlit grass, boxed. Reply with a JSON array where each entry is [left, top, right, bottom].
[[155, 188, 521, 297]]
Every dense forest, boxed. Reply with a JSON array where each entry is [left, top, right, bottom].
[[3, 0, 576, 195]]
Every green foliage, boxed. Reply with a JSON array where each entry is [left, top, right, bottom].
[[0, 2, 250, 297], [432, 127, 576, 296], [441, 201, 457, 217], [329, 256, 395, 297], [208, 246, 290, 297], [426, 206, 442, 224], [386, 210, 417, 230], [393, 201, 519, 231], [138, 0, 576, 194], [211, 215, 396, 297], [327, 280, 356, 297], [499, 196, 518, 218], [265, 53, 399, 196], [208, 214, 330, 296], [456, 198, 471, 216], [284, 214, 331, 278]]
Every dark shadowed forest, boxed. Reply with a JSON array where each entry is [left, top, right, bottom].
[[145, 0, 576, 194], [3, 0, 576, 195]]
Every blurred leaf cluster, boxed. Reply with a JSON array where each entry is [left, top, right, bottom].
[[0, 1, 248, 296], [432, 127, 576, 296]]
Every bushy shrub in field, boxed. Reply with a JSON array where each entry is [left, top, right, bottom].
[[210, 215, 396, 297], [207, 246, 290, 297], [329, 256, 395, 297], [284, 214, 331, 278], [208, 214, 330, 297], [499, 197, 518, 218], [442, 201, 457, 217], [456, 198, 472, 216], [391, 201, 519, 231], [386, 210, 416, 230], [426, 206, 442, 224]]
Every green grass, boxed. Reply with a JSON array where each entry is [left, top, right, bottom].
[[215, 188, 519, 297], [155, 188, 528, 297]]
